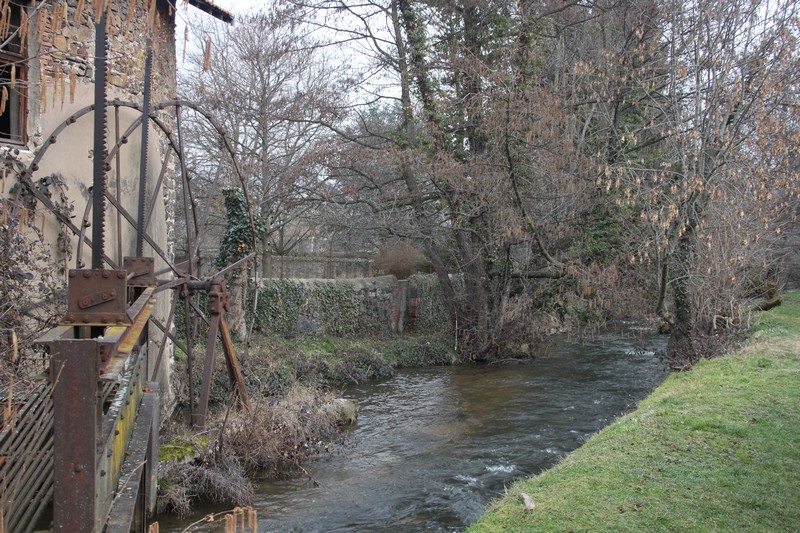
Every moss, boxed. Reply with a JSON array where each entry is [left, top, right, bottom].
[[158, 436, 209, 463], [311, 281, 362, 336], [250, 278, 305, 335]]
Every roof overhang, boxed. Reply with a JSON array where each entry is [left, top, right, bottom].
[[185, 0, 234, 24]]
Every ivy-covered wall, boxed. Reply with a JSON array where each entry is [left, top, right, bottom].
[[249, 274, 453, 338], [408, 273, 457, 334]]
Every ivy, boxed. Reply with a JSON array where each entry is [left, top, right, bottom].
[[311, 282, 361, 337], [214, 188, 266, 270], [249, 278, 305, 336]]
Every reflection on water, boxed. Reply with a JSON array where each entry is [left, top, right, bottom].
[[161, 331, 666, 532]]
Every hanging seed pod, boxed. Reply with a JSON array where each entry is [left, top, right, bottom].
[[0, 86, 7, 115], [0, 3, 11, 41], [75, 0, 85, 22], [10, 64, 15, 90], [52, 1, 62, 33], [52, 70, 60, 109], [123, 0, 135, 37], [203, 38, 211, 72], [40, 78, 47, 109], [37, 9, 46, 44], [182, 25, 188, 62], [147, 0, 157, 30], [19, 11, 27, 51], [60, 72, 65, 109], [69, 70, 76, 103], [95, 0, 105, 21]]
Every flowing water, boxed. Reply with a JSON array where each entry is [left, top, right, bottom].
[[163, 330, 667, 532]]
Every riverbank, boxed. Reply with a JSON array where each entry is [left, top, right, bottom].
[[470, 292, 800, 531], [157, 333, 460, 515]]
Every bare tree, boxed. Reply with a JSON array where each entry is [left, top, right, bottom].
[[179, 7, 350, 270]]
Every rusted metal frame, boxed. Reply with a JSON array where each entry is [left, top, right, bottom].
[[159, 99, 259, 264], [176, 106, 196, 279], [64, 269, 130, 328], [91, 11, 109, 270], [21, 477, 53, 533], [50, 339, 102, 533], [114, 104, 123, 264], [210, 252, 256, 280], [103, 189, 176, 277], [0, 385, 54, 532], [0, 387, 51, 471], [105, 384, 159, 533], [124, 257, 157, 288], [7, 438, 52, 533], [153, 276, 190, 294], [194, 310, 221, 428], [154, 259, 190, 278], [193, 279, 250, 427], [136, 45, 153, 258], [0, 383, 47, 447], [184, 287, 196, 425], [76, 192, 95, 269], [219, 315, 250, 411], [101, 289, 156, 379], [148, 315, 191, 355], [14, 173, 118, 269], [142, 149, 173, 237], [150, 289, 178, 379]]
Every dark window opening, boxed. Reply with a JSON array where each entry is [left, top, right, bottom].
[[1, 1, 28, 144]]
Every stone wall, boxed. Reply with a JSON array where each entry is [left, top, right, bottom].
[[263, 254, 375, 280], [250, 274, 453, 338]]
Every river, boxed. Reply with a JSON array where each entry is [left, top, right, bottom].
[[162, 330, 667, 532]]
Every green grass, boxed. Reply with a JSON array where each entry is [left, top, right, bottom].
[[470, 291, 800, 532]]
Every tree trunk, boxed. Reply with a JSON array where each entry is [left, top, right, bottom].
[[667, 222, 698, 366]]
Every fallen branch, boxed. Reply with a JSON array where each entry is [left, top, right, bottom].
[[751, 298, 782, 313]]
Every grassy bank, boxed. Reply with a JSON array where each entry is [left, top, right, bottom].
[[470, 292, 800, 531]]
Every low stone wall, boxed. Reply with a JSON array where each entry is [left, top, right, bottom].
[[249, 274, 452, 337], [262, 254, 374, 280]]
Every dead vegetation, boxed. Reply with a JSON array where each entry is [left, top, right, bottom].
[[157, 384, 346, 516]]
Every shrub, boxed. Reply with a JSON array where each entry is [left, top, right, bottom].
[[377, 241, 424, 279]]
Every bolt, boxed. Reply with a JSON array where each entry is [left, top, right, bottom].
[[115, 429, 119, 436], [73, 465, 83, 473], [102, 271, 110, 278], [117, 272, 125, 279], [69, 271, 76, 278], [100, 470, 106, 477], [65, 314, 74, 322], [107, 449, 113, 457], [83, 271, 91, 278], [82, 317, 90, 323], [101, 317, 108, 324]]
